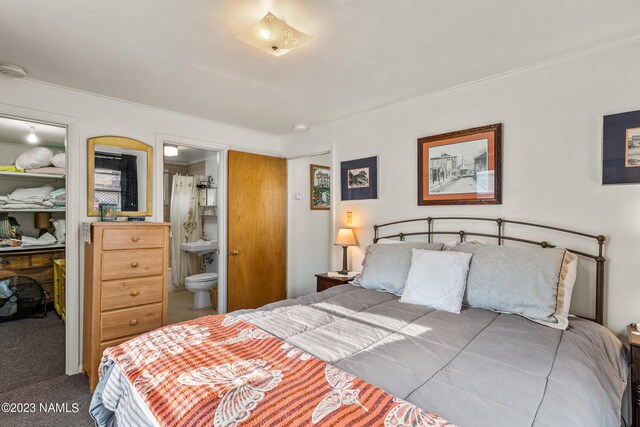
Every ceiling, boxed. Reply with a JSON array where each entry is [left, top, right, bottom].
[[0, 116, 66, 147], [1, 0, 639, 135]]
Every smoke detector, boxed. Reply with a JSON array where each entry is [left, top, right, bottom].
[[0, 64, 28, 78]]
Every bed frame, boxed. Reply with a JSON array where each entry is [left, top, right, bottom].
[[372, 216, 606, 325]]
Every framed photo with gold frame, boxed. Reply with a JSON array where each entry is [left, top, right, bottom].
[[418, 123, 502, 205], [310, 164, 330, 210]]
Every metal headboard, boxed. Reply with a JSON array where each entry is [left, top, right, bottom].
[[373, 217, 606, 325]]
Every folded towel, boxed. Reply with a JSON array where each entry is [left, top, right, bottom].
[[21, 232, 56, 246], [1, 201, 55, 209], [9, 186, 54, 202], [25, 167, 65, 176], [0, 238, 21, 248], [47, 188, 66, 206], [0, 165, 23, 173]]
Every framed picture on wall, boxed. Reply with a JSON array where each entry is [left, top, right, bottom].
[[341, 156, 378, 200], [310, 164, 330, 210], [418, 123, 502, 205], [603, 109, 640, 185]]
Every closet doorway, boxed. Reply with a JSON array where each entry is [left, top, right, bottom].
[[163, 143, 223, 323], [0, 115, 69, 393]]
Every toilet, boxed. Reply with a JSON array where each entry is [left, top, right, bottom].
[[184, 272, 218, 309]]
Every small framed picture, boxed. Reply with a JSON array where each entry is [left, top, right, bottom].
[[99, 203, 118, 222], [603, 109, 640, 185], [341, 156, 378, 200], [310, 164, 331, 210], [418, 124, 502, 205]]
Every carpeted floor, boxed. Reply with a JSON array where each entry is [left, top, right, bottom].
[[0, 373, 94, 426], [0, 312, 94, 426], [0, 313, 65, 393]]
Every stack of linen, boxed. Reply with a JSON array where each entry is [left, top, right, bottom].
[[0, 186, 65, 210], [11, 147, 66, 175]]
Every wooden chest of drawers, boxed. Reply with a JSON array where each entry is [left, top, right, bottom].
[[82, 222, 170, 391]]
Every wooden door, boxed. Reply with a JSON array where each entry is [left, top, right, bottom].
[[227, 150, 287, 312]]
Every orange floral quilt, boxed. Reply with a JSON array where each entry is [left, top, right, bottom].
[[103, 314, 456, 426]]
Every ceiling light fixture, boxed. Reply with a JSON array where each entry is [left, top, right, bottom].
[[237, 12, 312, 57], [164, 145, 179, 157], [27, 125, 38, 143], [293, 123, 309, 131], [0, 63, 28, 78]]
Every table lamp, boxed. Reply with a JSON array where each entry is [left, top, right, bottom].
[[334, 228, 357, 275], [34, 212, 52, 237]]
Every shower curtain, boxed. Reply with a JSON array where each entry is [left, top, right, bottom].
[[170, 175, 201, 288]]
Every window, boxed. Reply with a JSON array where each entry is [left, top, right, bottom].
[[94, 168, 122, 210]]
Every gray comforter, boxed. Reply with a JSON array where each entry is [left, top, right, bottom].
[[232, 285, 629, 427]]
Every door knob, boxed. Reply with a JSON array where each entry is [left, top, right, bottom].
[[230, 250, 239, 256]]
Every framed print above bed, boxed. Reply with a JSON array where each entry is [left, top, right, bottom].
[[310, 164, 330, 210], [341, 156, 378, 200], [418, 123, 502, 205], [603, 109, 640, 185]]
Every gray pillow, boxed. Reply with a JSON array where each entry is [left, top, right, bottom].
[[453, 242, 577, 329], [353, 242, 444, 295]]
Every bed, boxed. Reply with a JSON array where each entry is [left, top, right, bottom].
[[90, 217, 629, 427]]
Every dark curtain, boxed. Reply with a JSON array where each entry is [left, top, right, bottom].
[[95, 152, 139, 211]]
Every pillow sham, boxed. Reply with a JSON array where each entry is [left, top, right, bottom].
[[353, 242, 444, 295], [400, 249, 472, 313], [51, 153, 66, 168], [15, 147, 54, 170], [453, 242, 578, 329], [376, 238, 404, 244]]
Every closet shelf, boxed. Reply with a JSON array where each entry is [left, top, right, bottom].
[[0, 171, 65, 180], [0, 243, 66, 253], [0, 208, 65, 213]]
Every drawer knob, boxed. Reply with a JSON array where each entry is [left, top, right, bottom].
[[131, 236, 140, 242], [130, 319, 138, 326], [130, 290, 139, 297], [131, 262, 139, 268]]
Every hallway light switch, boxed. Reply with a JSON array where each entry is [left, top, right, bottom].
[[294, 192, 302, 200]]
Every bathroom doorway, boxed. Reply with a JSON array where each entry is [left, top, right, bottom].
[[163, 143, 221, 324]]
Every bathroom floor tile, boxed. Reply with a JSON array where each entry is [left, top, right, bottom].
[[168, 289, 217, 324]]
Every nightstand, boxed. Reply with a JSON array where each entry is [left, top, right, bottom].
[[630, 325, 640, 426], [315, 273, 354, 292]]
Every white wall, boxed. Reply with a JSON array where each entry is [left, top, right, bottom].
[[0, 78, 281, 373], [287, 153, 331, 298], [282, 39, 640, 337]]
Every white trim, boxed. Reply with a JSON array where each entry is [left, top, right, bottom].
[[155, 133, 229, 314], [0, 103, 81, 375], [14, 79, 279, 139], [283, 143, 333, 160], [283, 33, 640, 136], [159, 132, 280, 158]]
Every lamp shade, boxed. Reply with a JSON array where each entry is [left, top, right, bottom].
[[34, 212, 52, 229], [334, 228, 357, 246]]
